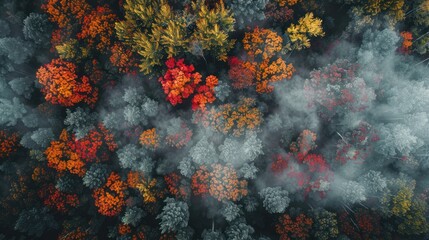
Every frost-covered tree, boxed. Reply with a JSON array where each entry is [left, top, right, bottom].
[[0, 97, 27, 126], [142, 98, 159, 117], [219, 133, 263, 168], [82, 164, 109, 189], [190, 137, 218, 165], [221, 201, 241, 222], [337, 180, 366, 204], [376, 123, 423, 157], [176, 226, 194, 240], [122, 206, 145, 227], [23, 13, 52, 46], [227, 0, 269, 29], [117, 144, 153, 174], [243, 196, 259, 212], [30, 128, 54, 148], [157, 198, 189, 234], [8, 77, 33, 99], [358, 170, 387, 195], [15, 207, 57, 237], [259, 187, 290, 214], [214, 80, 231, 102], [225, 218, 255, 240], [239, 163, 258, 179], [179, 158, 195, 178], [20, 128, 54, 150], [359, 29, 400, 59], [0, 37, 34, 64], [202, 229, 226, 240], [64, 107, 97, 139]]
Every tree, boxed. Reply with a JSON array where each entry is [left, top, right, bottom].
[[0, 37, 34, 64], [265, 1, 294, 23], [219, 132, 263, 168], [109, 43, 138, 73], [240, 28, 295, 93], [259, 187, 290, 214], [77, 5, 117, 52], [122, 206, 145, 227], [209, 164, 248, 201], [312, 209, 339, 240], [139, 128, 160, 150], [8, 77, 34, 99], [165, 117, 193, 148], [157, 197, 189, 234], [0, 97, 27, 126], [36, 58, 98, 107], [117, 144, 153, 174], [41, 0, 91, 29], [399, 31, 412, 54], [276, 213, 313, 240], [116, 0, 235, 73], [127, 171, 159, 203], [45, 129, 86, 176], [221, 201, 241, 222], [0, 130, 19, 158], [191, 164, 248, 201], [159, 58, 218, 110], [83, 163, 109, 189], [286, 12, 325, 50], [93, 172, 127, 217], [64, 107, 97, 140], [194, 97, 263, 136], [376, 123, 423, 157], [304, 59, 375, 120], [23, 13, 52, 46], [38, 184, 79, 212], [337, 180, 367, 205], [225, 218, 255, 240], [227, 0, 269, 29], [190, 136, 218, 165], [15, 207, 57, 237], [358, 170, 387, 195]]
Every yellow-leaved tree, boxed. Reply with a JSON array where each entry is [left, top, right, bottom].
[[286, 12, 325, 50], [115, 0, 235, 74]]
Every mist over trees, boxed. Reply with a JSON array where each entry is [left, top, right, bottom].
[[1, 0, 429, 239]]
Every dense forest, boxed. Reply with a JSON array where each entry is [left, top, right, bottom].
[[1, 0, 429, 239]]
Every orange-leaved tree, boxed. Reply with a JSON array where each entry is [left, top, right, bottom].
[[240, 27, 295, 93], [93, 172, 127, 216], [36, 58, 98, 107], [194, 97, 263, 136], [139, 128, 160, 150], [77, 5, 118, 52], [42, 0, 91, 29], [45, 129, 86, 176], [191, 164, 248, 201]]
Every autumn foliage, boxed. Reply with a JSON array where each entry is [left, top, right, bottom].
[[159, 58, 218, 110], [0, 130, 19, 158], [139, 128, 160, 150], [194, 97, 263, 136], [36, 58, 98, 107], [191, 164, 248, 201], [276, 213, 313, 240], [240, 28, 295, 93], [38, 184, 79, 213], [77, 5, 117, 52], [93, 172, 127, 216], [45, 129, 86, 176]]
